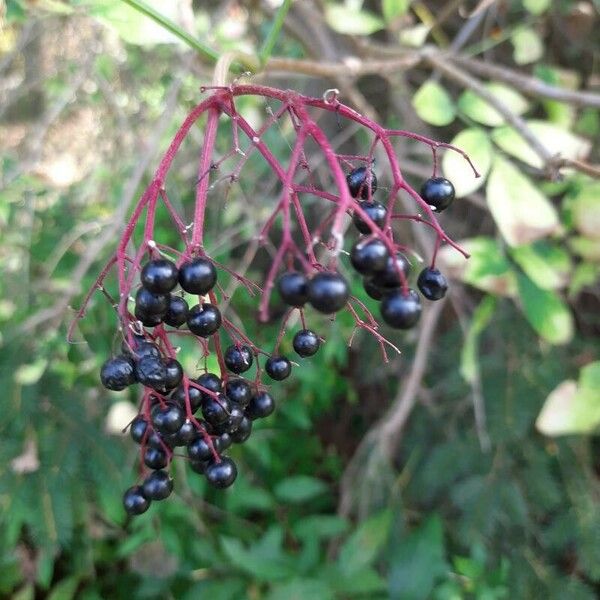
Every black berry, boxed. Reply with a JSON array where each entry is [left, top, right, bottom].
[[187, 303, 221, 337], [380, 288, 422, 329], [363, 278, 384, 300], [100, 355, 136, 391], [187, 436, 213, 462], [141, 259, 178, 294], [353, 200, 387, 234], [202, 394, 231, 427], [370, 253, 411, 289], [224, 345, 253, 374], [308, 272, 350, 314], [129, 415, 148, 444], [230, 416, 252, 443], [421, 177, 455, 212], [215, 433, 233, 452], [246, 391, 275, 420], [142, 470, 173, 501], [151, 404, 184, 435], [346, 166, 378, 200], [190, 459, 209, 475], [178, 258, 217, 294], [134, 306, 163, 327], [163, 358, 183, 390], [293, 329, 320, 357], [164, 296, 189, 327], [205, 457, 237, 489], [417, 267, 448, 301], [350, 239, 389, 275], [168, 420, 196, 446], [124, 339, 161, 360], [277, 271, 309, 307], [195, 373, 223, 399], [265, 356, 292, 381], [123, 485, 150, 516], [135, 287, 169, 316], [171, 384, 203, 413], [144, 446, 168, 470], [135, 356, 167, 390], [225, 378, 252, 407]]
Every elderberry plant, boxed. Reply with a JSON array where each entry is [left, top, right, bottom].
[[72, 84, 477, 516]]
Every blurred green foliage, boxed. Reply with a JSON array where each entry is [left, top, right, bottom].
[[1, 0, 599, 598]]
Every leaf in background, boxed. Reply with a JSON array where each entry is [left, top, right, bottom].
[[524, 0, 551, 14], [274, 475, 328, 503], [458, 83, 529, 127], [516, 273, 574, 345], [388, 516, 448, 600], [412, 81, 456, 126], [491, 121, 591, 170], [292, 515, 349, 540], [568, 236, 600, 261], [398, 24, 429, 47], [438, 237, 517, 297], [536, 362, 600, 435], [266, 579, 335, 600], [486, 156, 560, 246], [512, 27, 544, 65], [460, 296, 497, 385], [47, 576, 80, 600], [338, 509, 393, 576], [382, 0, 411, 22], [441, 128, 492, 197], [510, 241, 572, 290], [568, 181, 600, 239], [324, 5, 385, 35], [14, 359, 48, 385]]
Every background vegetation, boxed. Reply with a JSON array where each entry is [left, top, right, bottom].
[[1, 0, 599, 598]]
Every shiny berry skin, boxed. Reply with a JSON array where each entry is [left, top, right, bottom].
[[265, 356, 292, 381], [224, 345, 253, 374], [215, 433, 233, 452], [163, 358, 183, 390], [144, 446, 168, 470], [146, 429, 167, 450], [164, 296, 189, 328], [380, 289, 422, 329], [308, 272, 350, 314], [350, 239, 389, 275], [190, 459, 209, 474], [370, 253, 411, 290], [187, 436, 213, 462], [223, 405, 244, 433], [168, 420, 197, 446], [225, 378, 252, 407], [363, 278, 384, 300], [346, 166, 378, 200], [293, 329, 320, 357], [277, 271, 309, 307], [205, 457, 237, 489], [142, 470, 173, 501], [230, 416, 252, 443], [246, 391, 275, 420], [421, 177, 455, 212], [100, 355, 136, 391], [123, 486, 150, 516], [353, 201, 387, 234], [135, 356, 167, 390], [187, 303, 221, 337], [129, 416, 148, 444], [141, 259, 178, 294], [124, 340, 161, 360], [417, 267, 448, 300], [151, 404, 184, 435], [171, 384, 203, 413], [196, 373, 223, 399], [178, 258, 217, 294], [134, 305, 163, 327], [135, 287, 169, 316], [202, 394, 231, 427]]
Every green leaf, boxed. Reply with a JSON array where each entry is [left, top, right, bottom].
[[486, 156, 560, 246], [458, 83, 529, 127], [491, 121, 591, 170], [516, 273, 574, 345], [523, 0, 550, 14], [48, 576, 80, 600], [567, 181, 600, 239], [568, 237, 600, 261], [324, 5, 385, 35], [510, 241, 572, 290], [14, 359, 48, 385], [329, 566, 387, 595], [388, 516, 448, 600], [460, 296, 497, 384], [266, 579, 335, 600], [292, 515, 349, 540], [536, 362, 600, 435], [412, 81, 456, 126], [382, 0, 411, 22], [338, 509, 393, 575], [512, 27, 544, 65], [441, 128, 492, 197], [274, 476, 328, 503]]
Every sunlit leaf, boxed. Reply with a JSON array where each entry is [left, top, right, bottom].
[[412, 81, 456, 126], [510, 241, 572, 290], [512, 27, 544, 65], [458, 83, 529, 127], [324, 5, 385, 35], [382, 0, 411, 22]]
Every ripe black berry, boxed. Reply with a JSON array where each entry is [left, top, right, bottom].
[[146, 429, 166, 450], [293, 329, 320, 357], [178, 258, 217, 294], [172, 384, 203, 413], [225, 378, 252, 407], [134, 306, 163, 327], [350, 239, 389, 275], [130, 416, 148, 444], [370, 253, 411, 289], [380, 289, 422, 329], [224, 345, 253, 374], [142, 470, 173, 501], [187, 436, 213, 462], [215, 433, 233, 452], [100, 355, 136, 391], [421, 177, 455, 212], [168, 420, 196, 446], [123, 486, 150, 516], [163, 358, 183, 390], [141, 259, 179, 294], [124, 339, 161, 359], [353, 200, 387, 234], [230, 416, 252, 443], [363, 278, 383, 300], [277, 271, 309, 307], [246, 391, 275, 420], [190, 459, 209, 475], [135, 356, 167, 390], [223, 404, 244, 433], [151, 404, 184, 435], [308, 272, 350, 314], [202, 394, 231, 427], [144, 446, 169, 470], [205, 457, 237, 489], [196, 372, 223, 398], [417, 267, 448, 300], [187, 303, 221, 337], [265, 356, 292, 381], [164, 296, 189, 327], [135, 288, 169, 316], [346, 166, 378, 199]]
